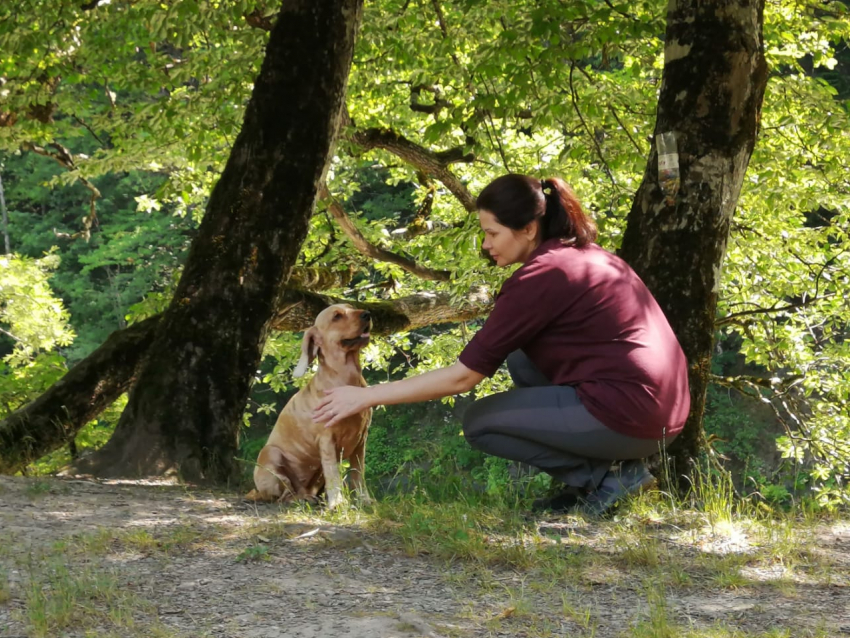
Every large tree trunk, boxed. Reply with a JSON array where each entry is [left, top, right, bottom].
[[0, 288, 491, 475], [619, 0, 768, 479], [71, 1, 364, 483]]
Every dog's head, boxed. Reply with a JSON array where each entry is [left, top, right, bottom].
[[293, 304, 372, 377]]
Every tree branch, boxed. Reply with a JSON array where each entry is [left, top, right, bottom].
[[712, 373, 850, 467], [270, 286, 492, 334], [345, 126, 476, 212], [287, 265, 354, 291], [21, 141, 101, 240], [319, 185, 451, 281], [430, 0, 462, 67], [716, 292, 837, 327], [608, 105, 643, 155], [244, 9, 275, 31], [568, 63, 615, 188]]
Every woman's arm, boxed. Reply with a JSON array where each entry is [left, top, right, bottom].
[[313, 362, 485, 427]]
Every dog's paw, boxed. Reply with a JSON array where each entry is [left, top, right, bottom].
[[244, 489, 278, 503]]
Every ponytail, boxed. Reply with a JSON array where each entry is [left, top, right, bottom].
[[540, 178, 597, 247]]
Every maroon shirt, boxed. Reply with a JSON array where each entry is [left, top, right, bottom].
[[459, 239, 690, 439]]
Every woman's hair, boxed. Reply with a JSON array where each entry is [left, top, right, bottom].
[[475, 174, 597, 247]]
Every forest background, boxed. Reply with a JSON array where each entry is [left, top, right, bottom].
[[0, 0, 848, 508]]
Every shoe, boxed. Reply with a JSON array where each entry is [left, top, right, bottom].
[[531, 485, 585, 513], [574, 460, 656, 517]]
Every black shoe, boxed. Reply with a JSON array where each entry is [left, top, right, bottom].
[[574, 460, 656, 517], [531, 485, 585, 513]]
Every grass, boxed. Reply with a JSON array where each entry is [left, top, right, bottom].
[[21, 557, 153, 638], [235, 543, 270, 562], [24, 480, 53, 498], [0, 567, 10, 605]]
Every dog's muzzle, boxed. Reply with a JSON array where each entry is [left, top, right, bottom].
[[341, 318, 372, 348]]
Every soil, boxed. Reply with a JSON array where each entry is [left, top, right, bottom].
[[1, 475, 849, 638]]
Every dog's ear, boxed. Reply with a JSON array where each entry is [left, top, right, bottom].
[[293, 327, 319, 378]]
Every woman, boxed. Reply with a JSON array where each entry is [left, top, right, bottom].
[[313, 174, 690, 515]]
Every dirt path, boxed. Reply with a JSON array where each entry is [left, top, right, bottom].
[[1, 475, 849, 637]]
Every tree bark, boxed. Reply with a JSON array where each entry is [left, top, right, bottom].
[[0, 286, 490, 476], [70, 1, 364, 483], [618, 0, 768, 480]]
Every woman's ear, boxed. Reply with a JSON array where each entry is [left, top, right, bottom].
[[523, 219, 541, 241], [293, 327, 319, 377]]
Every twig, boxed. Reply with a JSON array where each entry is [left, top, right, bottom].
[[716, 293, 837, 326], [569, 63, 615, 188], [608, 105, 643, 155]]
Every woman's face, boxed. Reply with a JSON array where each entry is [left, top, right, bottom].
[[478, 209, 539, 267]]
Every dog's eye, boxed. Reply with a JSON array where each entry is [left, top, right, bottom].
[[332, 312, 342, 321]]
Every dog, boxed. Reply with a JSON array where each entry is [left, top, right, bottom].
[[247, 304, 373, 509]]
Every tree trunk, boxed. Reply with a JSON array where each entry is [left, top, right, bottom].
[[71, 1, 364, 483], [618, 0, 768, 480]]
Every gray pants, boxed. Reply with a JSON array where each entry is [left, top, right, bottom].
[[462, 351, 674, 491]]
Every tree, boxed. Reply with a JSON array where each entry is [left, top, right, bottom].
[[67, 1, 364, 482]]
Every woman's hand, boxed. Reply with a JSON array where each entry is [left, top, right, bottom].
[[312, 385, 372, 428]]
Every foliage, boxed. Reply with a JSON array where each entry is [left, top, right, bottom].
[[3, 151, 196, 361], [0, 252, 73, 416], [0, 252, 74, 361]]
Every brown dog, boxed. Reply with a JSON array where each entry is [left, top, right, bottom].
[[248, 304, 373, 509]]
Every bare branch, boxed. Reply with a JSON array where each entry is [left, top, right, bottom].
[[345, 126, 476, 212], [713, 373, 850, 467], [409, 84, 449, 115], [603, 0, 638, 21], [22, 141, 101, 240], [430, 0, 462, 67], [716, 292, 837, 327], [245, 9, 274, 31], [319, 185, 450, 282], [569, 63, 615, 188], [288, 266, 354, 291], [608, 105, 643, 155], [270, 286, 492, 334]]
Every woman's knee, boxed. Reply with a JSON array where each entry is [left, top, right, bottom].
[[461, 398, 493, 442]]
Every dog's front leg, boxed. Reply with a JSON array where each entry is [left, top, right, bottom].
[[347, 438, 372, 505], [318, 432, 345, 509]]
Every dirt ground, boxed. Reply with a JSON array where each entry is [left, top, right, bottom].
[[1, 475, 849, 638]]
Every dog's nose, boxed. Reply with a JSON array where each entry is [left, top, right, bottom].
[[361, 310, 371, 321]]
